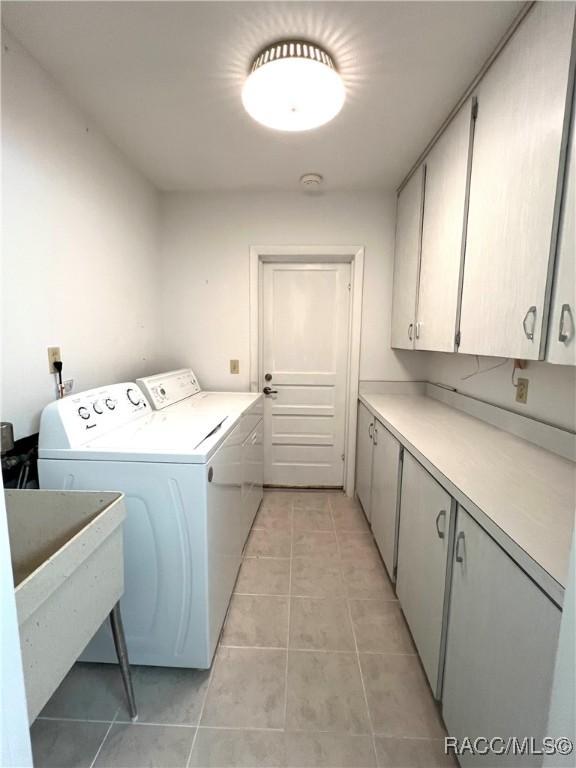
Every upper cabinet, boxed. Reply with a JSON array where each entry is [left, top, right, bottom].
[[458, 3, 575, 359], [391, 165, 425, 350], [416, 100, 475, 352], [390, 2, 576, 364], [547, 86, 576, 366]]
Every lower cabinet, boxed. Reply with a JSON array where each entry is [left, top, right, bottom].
[[370, 420, 402, 581], [396, 452, 453, 696], [443, 507, 561, 767], [355, 402, 374, 519]]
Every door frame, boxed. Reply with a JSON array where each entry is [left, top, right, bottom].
[[249, 245, 364, 496]]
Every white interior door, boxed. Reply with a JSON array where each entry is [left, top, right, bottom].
[[261, 262, 351, 488]]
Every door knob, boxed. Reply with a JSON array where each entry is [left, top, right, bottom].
[[263, 386, 278, 395], [264, 373, 273, 382]]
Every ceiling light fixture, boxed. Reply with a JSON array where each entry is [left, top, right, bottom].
[[242, 40, 346, 132]]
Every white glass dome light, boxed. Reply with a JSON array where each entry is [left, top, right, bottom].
[[242, 40, 346, 132]]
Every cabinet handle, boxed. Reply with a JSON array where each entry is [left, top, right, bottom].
[[415, 322, 420, 340], [435, 510, 446, 539], [559, 304, 574, 344], [455, 531, 465, 563], [368, 422, 374, 439], [408, 323, 414, 341], [373, 426, 378, 446], [522, 306, 537, 341]]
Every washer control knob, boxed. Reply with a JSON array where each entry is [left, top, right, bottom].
[[93, 400, 104, 415], [78, 406, 90, 420], [105, 398, 116, 411], [126, 388, 142, 406]]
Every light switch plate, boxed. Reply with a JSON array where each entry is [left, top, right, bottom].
[[230, 359, 240, 374], [516, 377, 529, 404]]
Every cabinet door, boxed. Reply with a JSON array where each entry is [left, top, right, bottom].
[[416, 100, 474, 352], [370, 420, 401, 581], [443, 507, 561, 767], [355, 402, 374, 519], [396, 453, 453, 696], [391, 165, 425, 350], [547, 88, 576, 366], [459, 3, 575, 359]]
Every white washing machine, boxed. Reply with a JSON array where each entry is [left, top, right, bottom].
[[38, 374, 263, 668]]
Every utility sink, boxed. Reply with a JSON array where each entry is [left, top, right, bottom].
[[6, 489, 126, 723]]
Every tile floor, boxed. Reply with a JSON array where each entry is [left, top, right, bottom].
[[31, 491, 455, 768]]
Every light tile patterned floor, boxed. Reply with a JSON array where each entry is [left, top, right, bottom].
[[31, 491, 455, 768]]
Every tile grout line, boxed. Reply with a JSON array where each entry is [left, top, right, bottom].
[[282, 500, 295, 730], [184, 650, 217, 768], [37, 716, 117, 724], [216, 643, 416, 656], [329, 496, 381, 768], [87, 707, 118, 768]]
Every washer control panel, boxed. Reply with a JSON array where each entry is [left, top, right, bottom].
[[136, 369, 201, 410], [39, 382, 149, 449]]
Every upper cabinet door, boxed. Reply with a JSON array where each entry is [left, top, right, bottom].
[[459, 3, 575, 360], [547, 88, 576, 366], [391, 165, 425, 350], [416, 100, 475, 352]]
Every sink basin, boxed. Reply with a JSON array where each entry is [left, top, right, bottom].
[[6, 489, 126, 722]]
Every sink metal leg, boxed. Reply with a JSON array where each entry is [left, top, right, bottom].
[[109, 602, 138, 721]]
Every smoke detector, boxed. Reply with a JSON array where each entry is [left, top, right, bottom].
[[300, 173, 324, 190]]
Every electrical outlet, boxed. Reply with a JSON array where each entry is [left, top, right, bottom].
[[47, 346, 61, 373], [230, 359, 240, 374], [516, 377, 529, 404], [62, 379, 74, 395]]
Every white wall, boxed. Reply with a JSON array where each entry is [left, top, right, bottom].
[[1, 31, 161, 439], [424, 352, 576, 431], [158, 190, 428, 390]]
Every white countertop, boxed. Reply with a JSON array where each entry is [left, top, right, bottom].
[[360, 393, 575, 604]]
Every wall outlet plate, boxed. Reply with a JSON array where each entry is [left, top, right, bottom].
[[47, 346, 61, 373], [62, 379, 74, 395], [516, 377, 529, 404], [230, 359, 240, 374]]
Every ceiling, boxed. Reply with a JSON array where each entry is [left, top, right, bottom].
[[2, 1, 523, 192]]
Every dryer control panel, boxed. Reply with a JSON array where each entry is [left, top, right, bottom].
[[136, 369, 201, 410]]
